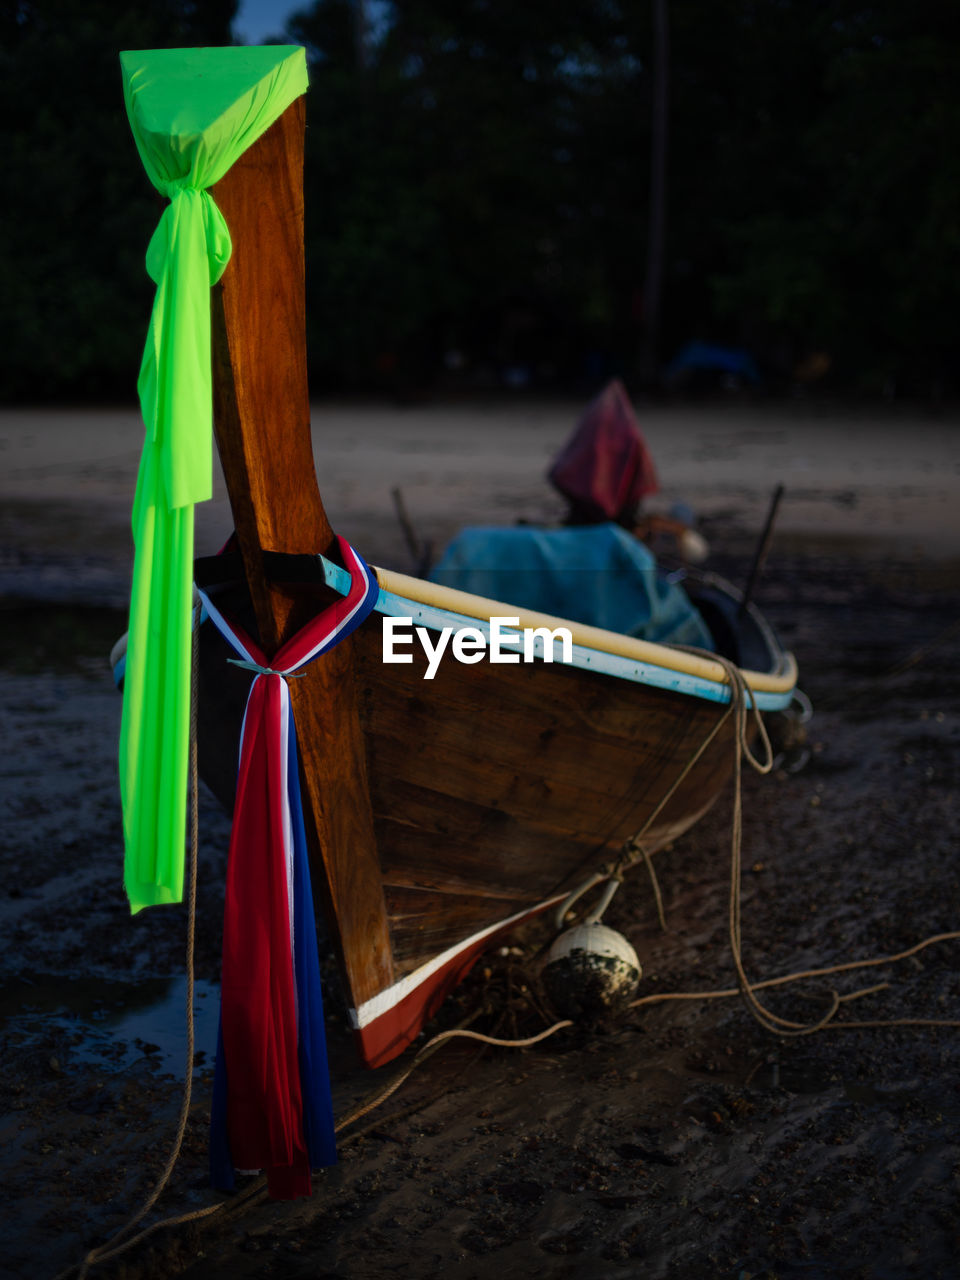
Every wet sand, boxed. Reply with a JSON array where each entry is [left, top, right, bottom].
[[1, 399, 958, 1279], [2, 399, 959, 596]]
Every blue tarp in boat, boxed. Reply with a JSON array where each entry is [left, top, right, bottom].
[[430, 523, 714, 650]]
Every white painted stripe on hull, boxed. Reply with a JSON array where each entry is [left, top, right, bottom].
[[348, 891, 569, 1030]]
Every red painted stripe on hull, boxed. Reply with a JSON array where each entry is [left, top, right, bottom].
[[353, 903, 554, 1068]]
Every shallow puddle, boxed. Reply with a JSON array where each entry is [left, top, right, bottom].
[[0, 600, 127, 675], [1, 971, 220, 1076]]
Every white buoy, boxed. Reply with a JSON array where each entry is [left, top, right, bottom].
[[541, 923, 641, 1020], [678, 527, 709, 564]]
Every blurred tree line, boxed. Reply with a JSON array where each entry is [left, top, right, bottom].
[[0, 0, 236, 399], [1, 0, 957, 400]]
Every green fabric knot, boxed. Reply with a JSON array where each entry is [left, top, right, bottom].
[[136, 182, 231, 513], [145, 188, 232, 289], [118, 46, 309, 915], [157, 175, 191, 197]]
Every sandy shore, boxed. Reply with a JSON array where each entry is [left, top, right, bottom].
[[1, 398, 958, 1279], [1, 399, 958, 603]]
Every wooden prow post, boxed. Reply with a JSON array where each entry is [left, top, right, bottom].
[[211, 99, 331, 648], [210, 100, 395, 1012]]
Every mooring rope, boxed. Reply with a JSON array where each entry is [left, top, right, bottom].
[[62, 609, 575, 1279], [63, 627, 958, 1276], [715, 655, 960, 1034], [335, 1020, 575, 1135], [552, 644, 960, 1035], [629, 929, 960, 1027], [59, 604, 227, 1280], [555, 685, 741, 932], [626, 654, 960, 1033]]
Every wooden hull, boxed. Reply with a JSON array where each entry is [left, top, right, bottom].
[[195, 559, 795, 1067], [163, 99, 800, 1071]]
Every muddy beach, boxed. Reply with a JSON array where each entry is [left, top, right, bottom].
[[1, 400, 959, 1280]]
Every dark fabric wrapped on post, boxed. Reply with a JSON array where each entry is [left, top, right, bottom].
[[548, 379, 659, 524]]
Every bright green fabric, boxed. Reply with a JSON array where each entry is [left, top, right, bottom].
[[119, 46, 309, 913]]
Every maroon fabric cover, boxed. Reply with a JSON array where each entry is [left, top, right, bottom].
[[548, 379, 659, 522]]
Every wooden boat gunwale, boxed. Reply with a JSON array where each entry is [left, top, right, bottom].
[[119, 553, 797, 710], [267, 551, 799, 708]]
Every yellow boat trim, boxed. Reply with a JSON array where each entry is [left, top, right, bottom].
[[373, 565, 798, 697]]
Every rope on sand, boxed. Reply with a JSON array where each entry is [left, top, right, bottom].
[[626, 654, 960, 1032], [58, 612, 222, 1280], [629, 932, 960, 1027], [335, 1019, 574, 1135], [59, 615, 575, 1280], [61, 634, 958, 1276], [555, 647, 960, 1034]]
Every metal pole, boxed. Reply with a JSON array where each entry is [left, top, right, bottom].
[[740, 483, 785, 617]]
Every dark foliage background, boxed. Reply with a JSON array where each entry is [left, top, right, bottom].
[[1, 0, 957, 400]]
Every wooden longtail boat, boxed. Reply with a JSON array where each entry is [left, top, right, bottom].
[[182, 95, 797, 1071]]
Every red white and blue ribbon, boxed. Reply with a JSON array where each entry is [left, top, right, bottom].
[[198, 537, 379, 1199]]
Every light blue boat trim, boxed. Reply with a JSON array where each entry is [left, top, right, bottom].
[[127, 557, 791, 710], [317, 556, 795, 712]]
